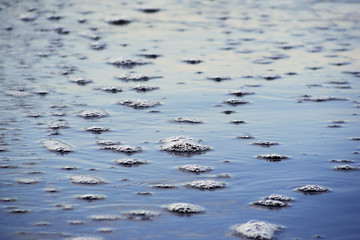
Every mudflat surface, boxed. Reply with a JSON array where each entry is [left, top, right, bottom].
[[0, 0, 360, 239]]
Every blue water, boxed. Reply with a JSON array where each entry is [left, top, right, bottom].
[[0, 0, 360, 239]]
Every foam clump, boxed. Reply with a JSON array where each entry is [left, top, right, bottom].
[[70, 175, 107, 185], [76, 194, 106, 201], [117, 99, 161, 109], [16, 178, 38, 184], [224, 99, 249, 105], [229, 90, 254, 97], [101, 145, 142, 153], [105, 17, 132, 25], [334, 165, 358, 171], [152, 184, 176, 189], [165, 202, 204, 214], [107, 57, 150, 67], [84, 126, 110, 134], [188, 180, 226, 190], [116, 74, 160, 81], [132, 85, 159, 92], [122, 210, 160, 220], [171, 117, 203, 124], [49, 120, 69, 129], [114, 158, 148, 166], [300, 96, 348, 102], [265, 194, 293, 202], [100, 86, 122, 93], [296, 185, 330, 194], [257, 154, 289, 162], [252, 199, 288, 208], [70, 77, 93, 85], [19, 12, 38, 22], [43, 139, 73, 153], [6, 90, 32, 98], [232, 220, 281, 240], [91, 215, 120, 221], [178, 164, 212, 173], [79, 109, 108, 118], [160, 136, 211, 154], [252, 141, 279, 147], [90, 41, 106, 50], [97, 140, 120, 146], [207, 76, 231, 82]]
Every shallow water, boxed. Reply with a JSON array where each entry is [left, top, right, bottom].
[[0, 0, 360, 239]]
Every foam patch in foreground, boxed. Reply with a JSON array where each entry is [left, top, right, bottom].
[[232, 220, 281, 240]]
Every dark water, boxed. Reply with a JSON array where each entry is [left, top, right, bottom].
[[0, 0, 360, 239]]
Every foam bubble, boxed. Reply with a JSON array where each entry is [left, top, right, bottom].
[[165, 202, 204, 214], [257, 154, 289, 162], [232, 220, 281, 240], [84, 126, 110, 134], [296, 185, 330, 194], [171, 117, 203, 124], [224, 99, 249, 105], [79, 109, 108, 118], [91, 215, 120, 221], [107, 57, 150, 68], [114, 158, 148, 166], [188, 180, 226, 190], [251, 199, 288, 208], [252, 141, 279, 147], [76, 194, 106, 201], [160, 136, 211, 154], [334, 165, 358, 171], [117, 99, 161, 109], [43, 139, 73, 153], [101, 145, 142, 153], [122, 210, 160, 220], [70, 175, 107, 185], [70, 77, 93, 85], [178, 165, 212, 173]]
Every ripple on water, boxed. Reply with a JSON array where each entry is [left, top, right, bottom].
[[76, 194, 106, 201], [19, 12, 38, 22], [79, 109, 108, 119], [178, 164, 213, 173], [295, 185, 330, 194], [232, 220, 281, 240], [188, 180, 226, 190], [257, 154, 289, 162], [122, 210, 160, 220], [42, 139, 73, 153], [70, 175, 107, 185], [117, 99, 161, 109], [114, 158, 148, 166], [160, 136, 211, 155], [164, 202, 204, 214], [101, 145, 142, 154]]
